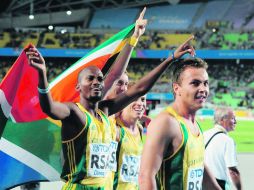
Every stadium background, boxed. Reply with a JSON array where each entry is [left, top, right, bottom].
[[0, 0, 253, 189]]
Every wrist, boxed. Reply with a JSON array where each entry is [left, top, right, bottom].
[[129, 36, 139, 47], [172, 51, 175, 60], [38, 86, 50, 94], [170, 51, 179, 62]]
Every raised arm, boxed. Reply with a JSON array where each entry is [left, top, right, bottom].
[[26, 47, 71, 120], [102, 35, 195, 115], [103, 7, 147, 95]]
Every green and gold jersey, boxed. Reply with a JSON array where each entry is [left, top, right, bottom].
[[105, 116, 118, 190], [61, 103, 112, 190], [157, 106, 205, 190], [113, 118, 144, 190]]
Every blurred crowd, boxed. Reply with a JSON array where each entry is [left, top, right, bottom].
[[2, 28, 254, 50], [1, 58, 253, 109]]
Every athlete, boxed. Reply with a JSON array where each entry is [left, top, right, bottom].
[[139, 58, 222, 190]]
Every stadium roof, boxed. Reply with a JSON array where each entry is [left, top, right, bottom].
[[0, 0, 205, 17]]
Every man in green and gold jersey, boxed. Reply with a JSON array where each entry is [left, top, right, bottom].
[[139, 58, 222, 190]]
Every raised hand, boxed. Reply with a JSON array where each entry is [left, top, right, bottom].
[[173, 35, 196, 59], [133, 7, 148, 38], [26, 47, 46, 73]]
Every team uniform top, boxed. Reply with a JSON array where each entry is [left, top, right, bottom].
[[156, 106, 205, 190], [113, 117, 144, 190], [61, 103, 112, 190]]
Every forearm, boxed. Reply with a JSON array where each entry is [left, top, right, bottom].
[[103, 42, 134, 93], [203, 165, 222, 190], [37, 70, 55, 116], [106, 57, 174, 115], [132, 57, 173, 95], [139, 174, 157, 190], [37, 71, 69, 119], [229, 167, 242, 190]]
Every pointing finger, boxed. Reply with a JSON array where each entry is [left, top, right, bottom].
[[183, 35, 194, 45], [138, 7, 146, 20]]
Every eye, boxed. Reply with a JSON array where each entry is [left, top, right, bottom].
[[204, 81, 209, 86], [97, 76, 103, 82], [191, 81, 200, 87], [116, 80, 124, 86], [87, 76, 94, 81]]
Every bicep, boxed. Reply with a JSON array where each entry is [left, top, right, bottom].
[[140, 115, 170, 176]]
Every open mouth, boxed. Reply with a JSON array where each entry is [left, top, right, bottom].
[[195, 95, 207, 102], [133, 107, 144, 114]]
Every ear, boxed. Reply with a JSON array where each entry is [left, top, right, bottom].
[[173, 82, 181, 96], [76, 83, 80, 92]]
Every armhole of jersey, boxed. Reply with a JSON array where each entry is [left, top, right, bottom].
[[116, 118, 125, 142], [96, 108, 110, 127], [137, 122, 143, 141], [196, 121, 203, 134], [163, 106, 186, 161], [62, 103, 89, 143]]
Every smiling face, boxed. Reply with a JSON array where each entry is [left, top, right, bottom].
[[122, 95, 147, 120], [173, 67, 209, 111], [76, 66, 104, 102]]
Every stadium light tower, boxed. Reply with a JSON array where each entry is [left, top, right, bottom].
[[29, 0, 34, 20]]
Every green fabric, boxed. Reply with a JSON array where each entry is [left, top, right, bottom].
[[157, 122, 188, 190]]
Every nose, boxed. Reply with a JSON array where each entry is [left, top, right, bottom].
[[199, 83, 209, 94], [92, 78, 102, 86], [120, 84, 128, 92], [233, 117, 237, 124]]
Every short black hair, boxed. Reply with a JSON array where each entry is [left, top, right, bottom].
[[171, 58, 208, 84]]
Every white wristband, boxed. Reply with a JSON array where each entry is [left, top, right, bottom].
[[38, 86, 50, 94]]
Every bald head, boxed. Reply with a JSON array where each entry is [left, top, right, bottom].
[[78, 66, 103, 82]]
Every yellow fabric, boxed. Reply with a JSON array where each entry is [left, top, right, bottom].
[[76, 103, 112, 186], [105, 116, 118, 190], [165, 106, 205, 190], [115, 118, 143, 190]]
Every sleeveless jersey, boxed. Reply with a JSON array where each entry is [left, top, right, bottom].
[[61, 103, 112, 190], [156, 106, 205, 190], [105, 116, 118, 190], [113, 117, 143, 190]]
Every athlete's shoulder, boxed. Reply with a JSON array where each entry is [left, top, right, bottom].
[[149, 111, 180, 138]]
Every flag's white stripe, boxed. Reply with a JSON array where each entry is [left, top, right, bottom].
[[0, 138, 60, 180], [0, 89, 12, 118], [50, 39, 123, 87]]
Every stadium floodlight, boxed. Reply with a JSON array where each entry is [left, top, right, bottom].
[[29, 14, 34, 20], [66, 10, 72, 15], [61, 29, 67, 34], [48, 25, 54, 30], [29, 0, 34, 20]]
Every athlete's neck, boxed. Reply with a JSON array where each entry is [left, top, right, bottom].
[[120, 113, 138, 132], [79, 98, 97, 116], [172, 102, 196, 123]]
